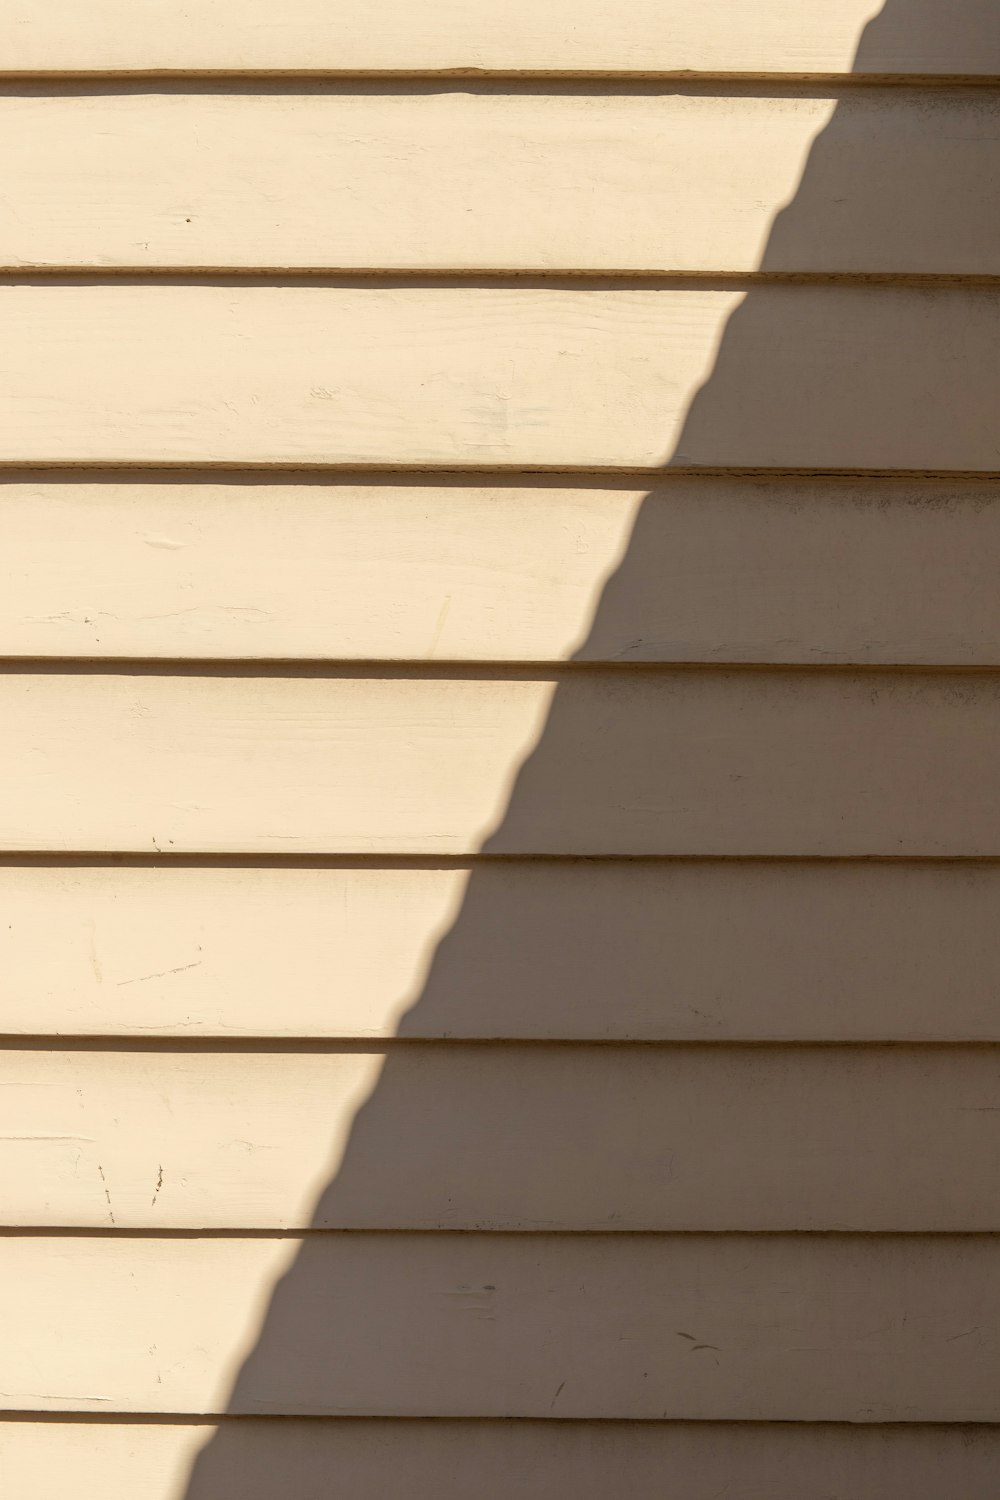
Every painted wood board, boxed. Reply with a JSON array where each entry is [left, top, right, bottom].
[[2, 0, 997, 78], [4, 477, 1000, 664], [6, 1417, 1000, 1500], [2, 1044, 1000, 1230], [1, 285, 999, 469], [2, 1233, 999, 1418], [2, 90, 998, 274], [6, 860, 1000, 1040], [1, 669, 1000, 854]]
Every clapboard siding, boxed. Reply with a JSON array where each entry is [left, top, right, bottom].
[[3, 0, 998, 77], [7, 860, 1000, 1040], [2, 285, 1000, 469], [4, 1045, 1000, 1230], [6, 476, 1000, 664], [3, 1234, 999, 1418], [4, 90, 999, 275], [2, 669, 1000, 854], [7, 1419, 1000, 1500], [6, 0, 997, 1474]]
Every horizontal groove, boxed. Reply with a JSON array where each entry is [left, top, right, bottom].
[[7, 659, 1000, 672], [1, 270, 998, 290], [1, 852, 1000, 868], [3, 70, 1000, 87], [0, 657, 999, 677], [0, 465, 995, 489], [34, 1228, 1000, 1242], [2, 462, 999, 481], [3, 268, 1000, 287], [2, 1036, 1000, 1052], [5, 1413, 1000, 1430], [1, 76, 999, 99]]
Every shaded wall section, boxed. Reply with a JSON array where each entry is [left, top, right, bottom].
[[1, 2, 1000, 1498], [174, 1, 1000, 1493]]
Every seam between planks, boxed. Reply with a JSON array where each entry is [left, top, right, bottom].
[[2, 1227, 1000, 1239], [1, 463, 998, 480], [3, 1037, 1000, 1052], [27, 853, 1000, 868], [1, 77, 999, 97], [4, 70, 1000, 86], [0, 658, 999, 676], [2, 272, 999, 289], [4, 269, 1000, 286], [5, 1413, 1000, 1429], [0, 466, 997, 486]]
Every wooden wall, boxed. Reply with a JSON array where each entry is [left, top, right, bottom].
[[3, 2, 1000, 1495]]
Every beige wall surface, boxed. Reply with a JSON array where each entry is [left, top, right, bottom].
[[3, 669, 1000, 854], [2, 1045, 1000, 1229], [2, 90, 998, 274], [2, 283, 999, 467], [4, 476, 1000, 663], [8, 1420, 1000, 1500], [6, 860, 1000, 1040], [3, 0, 999, 76], [4, 1235, 1000, 1419], [4, 2, 999, 1496]]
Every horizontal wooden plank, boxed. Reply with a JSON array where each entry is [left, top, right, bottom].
[[5, 1045, 1000, 1230], [2, 0, 998, 77], [3, 1234, 999, 1417], [1, 285, 999, 468], [2, 670, 1000, 854], [8, 861, 1000, 1040], [3, 90, 998, 274], [7, 1419, 1000, 1500], [7, 476, 1000, 664]]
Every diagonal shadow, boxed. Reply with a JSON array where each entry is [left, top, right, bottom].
[[180, 2, 997, 1490]]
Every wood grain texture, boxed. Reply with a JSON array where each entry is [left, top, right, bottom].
[[3, 1234, 1000, 1418], [1, 284, 1000, 468], [3, 90, 998, 274], [6, 476, 1000, 664], [2, 0, 998, 77], [5, 1045, 1000, 1230], [8, 861, 1000, 1040], [7, 1418, 1000, 1500], [2, 670, 1000, 854]]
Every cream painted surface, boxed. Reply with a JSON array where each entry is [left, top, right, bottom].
[[0, 864, 470, 1038], [2, 670, 1000, 854], [9, 862, 1000, 1040], [9, 1419, 1000, 1500], [3, 0, 997, 1471], [4, 1046, 1000, 1230], [3, 285, 1000, 468], [0, 1049, 380, 1229], [5, 89, 993, 275], [6, 0, 980, 76], [2, 1234, 1000, 1418], [0, 672, 552, 854], [0, 479, 634, 663], [7, 478, 1000, 663]]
